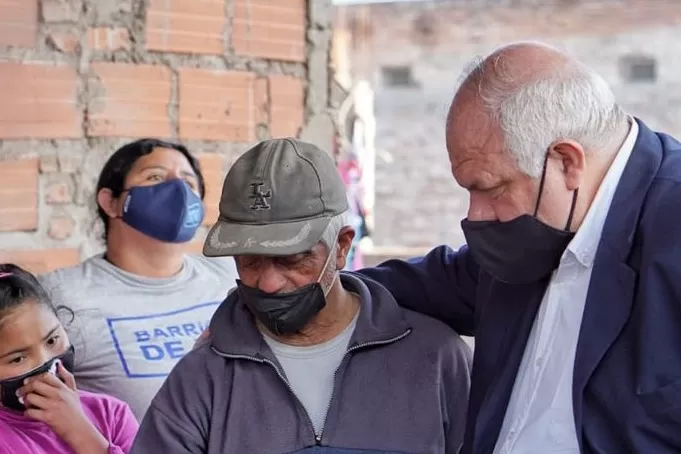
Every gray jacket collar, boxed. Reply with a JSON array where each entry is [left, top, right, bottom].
[[209, 272, 411, 359]]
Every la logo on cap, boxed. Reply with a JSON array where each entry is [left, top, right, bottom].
[[249, 182, 272, 211]]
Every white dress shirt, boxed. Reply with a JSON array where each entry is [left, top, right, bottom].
[[492, 119, 639, 454]]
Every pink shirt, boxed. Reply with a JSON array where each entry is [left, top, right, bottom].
[[0, 390, 138, 454]]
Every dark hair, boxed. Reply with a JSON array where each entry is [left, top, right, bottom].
[[95, 138, 206, 240], [0, 264, 73, 329]]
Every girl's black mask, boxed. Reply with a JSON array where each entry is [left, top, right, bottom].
[[0, 345, 75, 412]]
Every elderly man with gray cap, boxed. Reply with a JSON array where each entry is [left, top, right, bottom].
[[131, 138, 472, 454]]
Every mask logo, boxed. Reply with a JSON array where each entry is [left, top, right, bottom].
[[184, 202, 203, 228], [249, 182, 272, 211], [123, 193, 132, 213]]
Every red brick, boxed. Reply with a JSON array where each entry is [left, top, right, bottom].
[[87, 27, 130, 52], [178, 69, 258, 141], [0, 248, 81, 274], [146, 0, 225, 55], [0, 158, 39, 232], [47, 211, 75, 240], [197, 153, 224, 226], [232, 0, 306, 62], [45, 176, 72, 204], [0, 62, 81, 139], [269, 75, 305, 138], [0, 0, 38, 47], [88, 62, 172, 138], [47, 31, 80, 53]]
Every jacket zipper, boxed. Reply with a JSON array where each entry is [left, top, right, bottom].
[[211, 328, 411, 447], [210, 349, 319, 442], [316, 329, 412, 444]]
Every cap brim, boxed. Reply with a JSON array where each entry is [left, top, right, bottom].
[[203, 217, 333, 257]]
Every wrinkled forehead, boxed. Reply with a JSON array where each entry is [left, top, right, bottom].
[[446, 98, 514, 189], [447, 93, 493, 153]]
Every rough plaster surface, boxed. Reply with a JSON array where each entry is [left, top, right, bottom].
[[340, 1, 681, 248]]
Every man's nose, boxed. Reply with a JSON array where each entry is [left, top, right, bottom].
[[256, 264, 289, 294]]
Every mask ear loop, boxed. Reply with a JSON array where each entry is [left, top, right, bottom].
[[564, 188, 579, 232], [317, 243, 339, 297], [533, 153, 579, 232]]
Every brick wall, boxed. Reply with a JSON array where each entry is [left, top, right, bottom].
[[0, 0, 337, 273], [336, 0, 681, 249]]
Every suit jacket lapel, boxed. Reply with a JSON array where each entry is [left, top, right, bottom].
[[572, 119, 661, 445], [572, 251, 636, 440]]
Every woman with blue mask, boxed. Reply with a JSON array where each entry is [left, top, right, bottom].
[[37, 139, 238, 421]]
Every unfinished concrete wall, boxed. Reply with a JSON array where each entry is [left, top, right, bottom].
[[337, 0, 681, 249], [0, 0, 337, 272]]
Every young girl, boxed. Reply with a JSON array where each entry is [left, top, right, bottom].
[[0, 264, 138, 454]]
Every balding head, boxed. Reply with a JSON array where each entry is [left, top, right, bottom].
[[448, 41, 626, 176], [462, 42, 572, 92], [448, 41, 629, 234]]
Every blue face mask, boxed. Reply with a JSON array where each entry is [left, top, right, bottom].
[[121, 179, 204, 243]]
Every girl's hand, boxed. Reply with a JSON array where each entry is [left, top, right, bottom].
[[19, 363, 109, 454]]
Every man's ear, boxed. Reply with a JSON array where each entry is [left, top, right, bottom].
[[549, 139, 586, 191], [97, 188, 121, 218], [335, 227, 356, 270]]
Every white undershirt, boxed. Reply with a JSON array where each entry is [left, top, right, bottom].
[[263, 311, 359, 436], [493, 119, 639, 453]]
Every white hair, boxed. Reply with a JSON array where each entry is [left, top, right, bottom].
[[319, 210, 353, 252], [463, 50, 626, 178]]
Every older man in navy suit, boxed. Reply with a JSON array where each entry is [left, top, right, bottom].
[[360, 41, 681, 453]]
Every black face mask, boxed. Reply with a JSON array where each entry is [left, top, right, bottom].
[[0, 345, 75, 411], [237, 280, 327, 336], [461, 156, 578, 285]]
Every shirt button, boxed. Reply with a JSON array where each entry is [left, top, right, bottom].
[[535, 357, 543, 368]]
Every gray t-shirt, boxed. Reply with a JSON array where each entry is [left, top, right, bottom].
[[38, 254, 237, 420], [263, 312, 359, 436]]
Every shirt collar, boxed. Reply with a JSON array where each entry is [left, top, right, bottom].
[[567, 117, 639, 267]]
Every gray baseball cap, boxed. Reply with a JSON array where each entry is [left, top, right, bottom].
[[203, 138, 349, 257]]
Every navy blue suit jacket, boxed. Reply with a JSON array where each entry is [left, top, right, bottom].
[[359, 119, 681, 453]]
